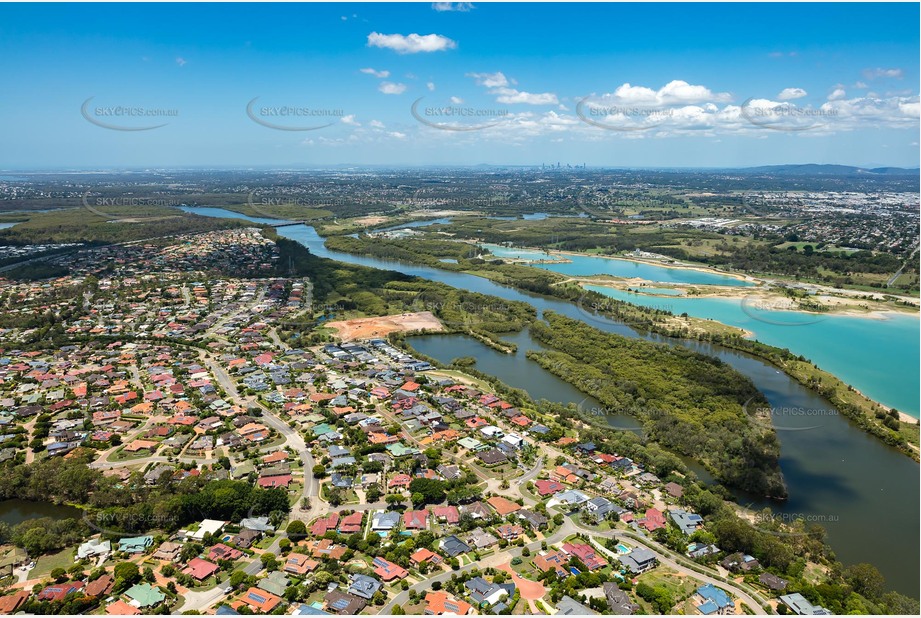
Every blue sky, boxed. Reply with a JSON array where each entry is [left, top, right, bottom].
[[0, 2, 918, 168]]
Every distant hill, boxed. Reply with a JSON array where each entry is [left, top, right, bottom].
[[739, 164, 919, 177]]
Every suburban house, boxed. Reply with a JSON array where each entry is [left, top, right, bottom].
[[779, 593, 832, 615], [694, 584, 735, 615], [617, 547, 658, 574], [424, 590, 473, 615], [603, 582, 640, 615]]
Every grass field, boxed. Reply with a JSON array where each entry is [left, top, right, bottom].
[[32, 547, 76, 578], [637, 567, 700, 598]]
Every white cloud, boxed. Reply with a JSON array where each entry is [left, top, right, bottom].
[[777, 87, 807, 100], [828, 87, 847, 101], [379, 81, 407, 95], [369, 120, 385, 128], [604, 80, 731, 105], [427, 82, 436, 91], [432, 2, 474, 11], [450, 96, 464, 104], [468, 71, 511, 89], [493, 88, 558, 105], [360, 67, 390, 78], [341, 115, 360, 126], [468, 71, 558, 105], [367, 32, 457, 54], [389, 131, 407, 139], [863, 67, 903, 80], [854, 81, 868, 89]]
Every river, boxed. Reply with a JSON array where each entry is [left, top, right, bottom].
[[483, 244, 919, 417], [182, 205, 920, 596]]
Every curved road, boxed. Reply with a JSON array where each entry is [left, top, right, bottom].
[[380, 516, 770, 615]]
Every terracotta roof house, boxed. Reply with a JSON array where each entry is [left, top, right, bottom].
[[641, 508, 667, 532], [487, 496, 521, 516], [431, 505, 460, 525], [425, 591, 473, 615], [183, 557, 220, 580], [284, 553, 319, 575], [262, 451, 289, 464], [372, 556, 409, 581], [209, 543, 243, 562], [257, 473, 292, 488], [338, 512, 363, 534], [237, 587, 282, 613], [403, 509, 429, 530], [106, 600, 141, 615], [533, 550, 569, 578], [305, 539, 348, 560], [388, 473, 412, 489], [85, 574, 115, 597], [0, 590, 31, 614], [534, 479, 565, 496], [38, 581, 85, 602], [410, 548, 442, 566], [311, 513, 340, 537], [562, 542, 608, 571]]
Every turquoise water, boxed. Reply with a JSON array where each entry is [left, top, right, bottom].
[[586, 285, 921, 417], [539, 253, 756, 287], [482, 244, 754, 287], [481, 244, 565, 262], [628, 287, 685, 296], [375, 217, 452, 233]]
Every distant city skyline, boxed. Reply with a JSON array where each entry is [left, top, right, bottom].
[[0, 2, 918, 168]]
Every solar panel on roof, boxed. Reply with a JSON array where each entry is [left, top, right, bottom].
[[248, 592, 267, 603]]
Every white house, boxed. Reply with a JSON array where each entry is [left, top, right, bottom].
[[188, 519, 226, 541]]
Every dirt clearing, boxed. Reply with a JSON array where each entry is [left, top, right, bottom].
[[325, 311, 445, 341]]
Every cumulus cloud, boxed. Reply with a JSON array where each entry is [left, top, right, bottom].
[[360, 67, 390, 78], [468, 71, 511, 89], [468, 71, 558, 105], [493, 88, 558, 105], [777, 87, 807, 100], [828, 87, 847, 101], [367, 32, 457, 54], [603, 80, 731, 105], [379, 81, 407, 95], [427, 82, 436, 91], [863, 67, 903, 80], [369, 120, 385, 128], [432, 2, 474, 11], [450, 96, 464, 104], [341, 115, 360, 126]]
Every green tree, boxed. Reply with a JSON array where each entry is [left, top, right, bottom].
[[114, 562, 141, 586]]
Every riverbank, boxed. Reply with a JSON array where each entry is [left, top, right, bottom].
[[577, 279, 918, 325], [478, 240, 919, 312], [477, 241, 757, 284], [312, 228, 919, 450]]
